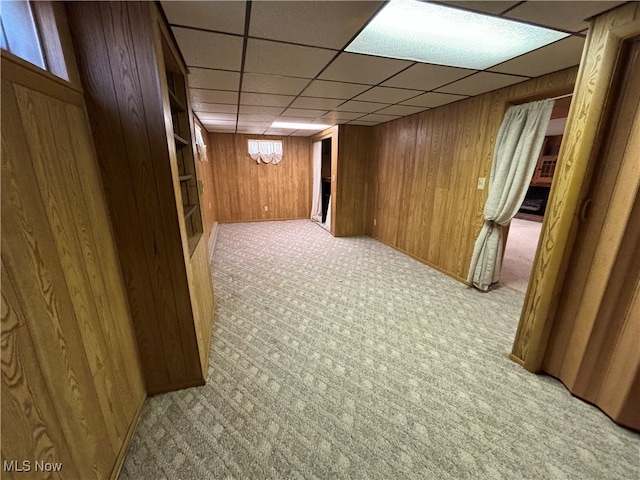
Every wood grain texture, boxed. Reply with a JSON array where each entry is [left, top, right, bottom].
[[2, 52, 145, 479], [512, 3, 640, 368], [540, 37, 640, 431], [335, 125, 372, 237], [210, 133, 312, 222], [66, 1, 212, 394], [368, 68, 578, 283]]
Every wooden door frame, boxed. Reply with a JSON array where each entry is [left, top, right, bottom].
[[511, 9, 640, 372], [311, 126, 339, 235]]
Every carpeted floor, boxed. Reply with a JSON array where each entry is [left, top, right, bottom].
[[120, 220, 639, 479], [500, 218, 543, 294]]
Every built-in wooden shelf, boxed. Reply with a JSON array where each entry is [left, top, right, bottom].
[[168, 89, 186, 112], [179, 174, 193, 182], [174, 133, 189, 147], [183, 204, 197, 218]]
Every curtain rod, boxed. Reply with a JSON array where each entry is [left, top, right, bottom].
[[549, 93, 573, 101]]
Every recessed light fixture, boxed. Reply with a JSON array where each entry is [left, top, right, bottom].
[[346, 0, 569, 70], [271, 122, 333, 130]]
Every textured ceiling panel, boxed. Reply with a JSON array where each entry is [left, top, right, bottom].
[[249, 1, 384, 49], [353, 86, 422, 104], [381, 63, 473, 91], [240, 93, 294, 107], [302, 80, 371, 100], [400, 92, 467, 108], [333, 100, 388, 113], [244, 39, 335, 78], [489, 36, 585, 77], [172, 27, 243, 70], [319, 52, 411, 85], [188, 68, 240, 90], [161, 1, 246, 34], [242, 73, 309, 96], [190, 89, 238, 105], [505, 1, 626, 32], [435, 72, 528, 96]]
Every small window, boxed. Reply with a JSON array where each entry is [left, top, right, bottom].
[[0, 0, 46, 69]]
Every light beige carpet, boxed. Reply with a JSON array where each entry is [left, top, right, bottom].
[[120, 220, 639, 479], [500, 218, 543, 294]]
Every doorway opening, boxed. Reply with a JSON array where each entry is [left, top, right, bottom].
[[500, 96, 572, 293]]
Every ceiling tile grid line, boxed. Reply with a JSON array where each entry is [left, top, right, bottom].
[[234, 1, 253, 133], [164, 1, 604, 135]]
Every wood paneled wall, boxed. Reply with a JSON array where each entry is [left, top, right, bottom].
[[210, 133, 312, 222], [194, 118, 217, 238], [67, 1, 209, 394], [1, 53, 145, 479], [368, 67, 578, 282], [335, 125, 373, 237], [512, 3, 640, 368]]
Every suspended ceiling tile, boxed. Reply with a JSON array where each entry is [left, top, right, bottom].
[[237, 120, 272, 128], [505, 1, 626, 33], [172, 27, 243, 70], [237, 127, 268, 135], [289, 130, 318, 137], [353, 86, 421, 104], [289, 97, 344, 110], [400, 92, 467, 108], [238, 114, 278, 123], [161, 1, 246, 34], [239, 105, 286, 116], [275, 116, 326, 124], [302, 80, 370, 99], [240, 93, 294, 107], [489, 36, 585, 77], [263, 128, 294, 136], [281, 108, 328, 118], [190, 89, 238, 105], [207, 126, 237, 133], [348, 120, 378, 126], [381, 63, 474, 91], [334, 100, 388, 113], [196, 113, 237, 122], [188, 68, 240, 90], [191, 102, 238, 114], [375, 105, 426, 116], [242, 73, 309, 96], [244, 38, 335, 78], [435, 1, 519, 15], [357, 113, 400, 123], [435, 72, 527, 96], [319, 52, 412, 85], [320, 111, 363, 122], [249, 1, 383, 49]]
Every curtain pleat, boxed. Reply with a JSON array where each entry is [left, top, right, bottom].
[[468, 99, 554, 291], [311, 141, 323, 223]]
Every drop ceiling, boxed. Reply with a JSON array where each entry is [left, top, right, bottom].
[[160, 0, 623, 136]]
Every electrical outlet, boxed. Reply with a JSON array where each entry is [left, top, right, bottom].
[[208, 202, 211, 209], [373, 219, 377, 226], [264, 205, 269, 212], [477, 177, 486, 190]]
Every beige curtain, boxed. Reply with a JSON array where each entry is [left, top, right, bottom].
[[311, 141, 323, 223], [468, 99, 554, 291]]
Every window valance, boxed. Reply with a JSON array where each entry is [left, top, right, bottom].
[[248, 139, 283, 164]]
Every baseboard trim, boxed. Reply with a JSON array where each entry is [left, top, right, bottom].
[[509, 353, 526, 366], [110, 392, 146, 480], [147, 378, 206, 396], [370, 236, 470, 286], [208, 221, 219, 262], [218, 216, 309, 224]]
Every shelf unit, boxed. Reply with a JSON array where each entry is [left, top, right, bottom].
[[163, 39, 203, 255], [531, 135, 562, 186], [66, 1, 214, 395]]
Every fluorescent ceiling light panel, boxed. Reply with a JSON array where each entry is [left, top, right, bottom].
[[271, 122, 332, 130], [346, 0, 569, 70]]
